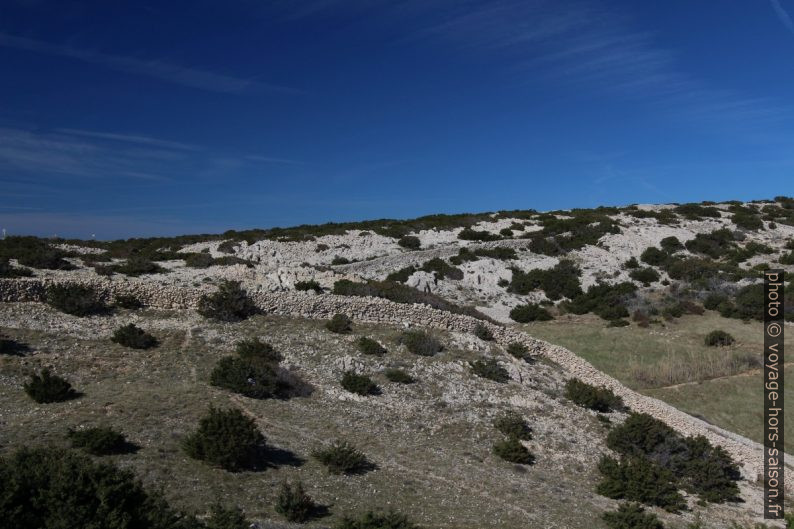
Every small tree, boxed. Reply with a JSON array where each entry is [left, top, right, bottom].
[[470, 358, 510, 383], [275, 481, 317, 523], [67, 426, 128, 455], [565, 378, 623, 413], [210, 356, 292, 399], [46, 284, 105, 316], [182, 406, 266, 471], [493, 436, 535, 465], [341, 371, 380, 396], [602, 502, 664, 529], [111, 323, 158, 349], [357, 336, 387, 355], [326, 313, 352, 334], [312, 441, 370, 475], [473, 323, 494, 341], [197, 281, 259, 322], [24, 369, 79, 403]]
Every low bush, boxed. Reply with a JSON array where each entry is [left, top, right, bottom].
[[506, 342, 533, 362], [217, 240, 237, 253], [398, 330, 442, 356], [780, 251, 794, 265], [357, 336, 386, 355], [275, 481, 317, 523], [509, 303, 553, 323], [210, 356, 292, 399], [499, 228, 513, 237], [197, 281, 259, 322], [420, 257, 463, 280], [629, 267, 660, 286], [331, 256, 350, 265], [640, 247, 667, 266], [685, 229, 736, 259], [295, 280, 322, 292], [24, 369, 79, 403], [397, 235, 421, 249], [473, 323, 494, 341], [0, 334, 29, 356], [563, 282, 637, 321], [601, 502, 664, 529], [384, 368, 415, 384], [659, 236, 683, 253], [624, 257, 639, 269], [474, 247, 518, 260], [206, 504, 249, 529], [493, 411, 532, 440], [341, 371, 380, 396], [0, 447, 194, 529], [704, 330, 735, 346], [111, 323, 158, 349], [458, 227, 501, 241], [326, 313, 353, 333], [674, 203, 721, 220], [470, 358, 510, 383], [508, 260, 582, 300], [449, 247, 480, 265], [67, 426, 129, 455], [703, 292, 729, 310], [493, 436, 535, 465], [0, 257, 33, 277], [184, 252, 215, 268], [114, 294, 143, 309], [565, 378, 623, 412], [114, 257, 165, 276], [236, 338, 283, 363], [312, 441, 370, 474], [597, 455, 685, 512], [0, 236, 73, 270], [335, 510, 421, 529], [732, 212, 763, 231], [182, 406, 266, 471], [385, 265, 416, 282], [46, 284, 106, 316]]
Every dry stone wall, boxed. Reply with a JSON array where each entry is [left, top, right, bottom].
[[1, 276, 790, 491]]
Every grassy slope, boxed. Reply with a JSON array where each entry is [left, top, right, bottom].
[[523, 312, 793, 453]]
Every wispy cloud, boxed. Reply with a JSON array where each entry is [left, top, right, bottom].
[[0, 31, 300, 94], [770, 0, 794, 34], [55, 128, 199, 151]]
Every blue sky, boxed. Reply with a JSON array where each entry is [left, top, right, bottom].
[[1, 0, 793, 239]]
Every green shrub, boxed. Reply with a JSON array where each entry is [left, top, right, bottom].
[[596, 455, 685, 512], [46, 284, 106, 316], [335, 510, 421, 529], [449, 247, 480, 265], [0, 257, 33, 277], [473, 323, 494, 341], [210, 356, 292, 399], [114, 257, 165, 276], [608, 319, 630, 327], [493, 436, 535, 464], [24, 369, 79, 403], [624, 257, 639, 269], [398, 330, 442, 356], [732, 212, 763, 231], [564, 282, 637, 321], [629, 267, 660, 286], [703, 292, 728, 310], [685, 229, 735, 259], [184, 252, 215, 268], [312, 441, 370, 474], [217, 240, 237, 253], [197, 281, 259, 322], [601, 502, 664, 529], [673, 203, 721, 220], [275, 481, 317, 523], [474, 247, 518, 260], [499, 228, 513, 237], [420, 257, 463, 280], [565, 378, 623, 412], [508, 260, 582, 300], [235, 338, 283, 363], [0, 334, 29, 356], [385, 265, 416, 282], [470, 358, 510, 383], [295, 280, 322, 292], [67, 426, 129, 455], [206, 504, 249, 529], [780, 251, 794, 265], [397, 235, 421, 249], [0, 236, 73, 270], [341, 371, 380, 396], [357, 336, 386, 355], [384, 368, 415, 384], [659, 236, 683, 253], [111, 323, 158, 349], [326, 313, 353, 333], [506, 342, 532, 362], [114, 294, 143, 309], [182, 406, 266, 471], [458, 227, 500, 241], [0, 447, 192, 529], [704, 330, 735, 346], [493, 411, 532, 440], [509, 303, 553, 323], [331, 256, 350, 265], [640, 247, 667, 266]]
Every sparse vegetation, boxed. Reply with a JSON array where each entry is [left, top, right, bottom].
[[398, 329, 443, 356], [357, 336, 386, 355], [420, 257, 463, 280], [67, 426, 129, 455], [508, 260, 582, 300], [492, 436, 534, 465], [506, 341, 533, 362], [295, 280, 323, 292], [114, 293, 143, 309], [24, 369, 79, 403], [235, 338, 283, 363], [704, 330, 735, 346], [629, 267, 660, 286], [341, 371, 380, 396], [111, 323, 158, 349], [197, 280, 259, 322], [275, 481, 317, 523], [473, 323, 494, 341], [335, 510, 422, 529], [182, 406, 266, 471], [384, 368, 415, 384], [312, 441, 370, 475], [470, 358, 510, 383], [326, 313, 353, 333], [46, 284, 106, 316], [493, 411, 532, 440], [510, 303, 553, 322], [601, 502, 664, 529]]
